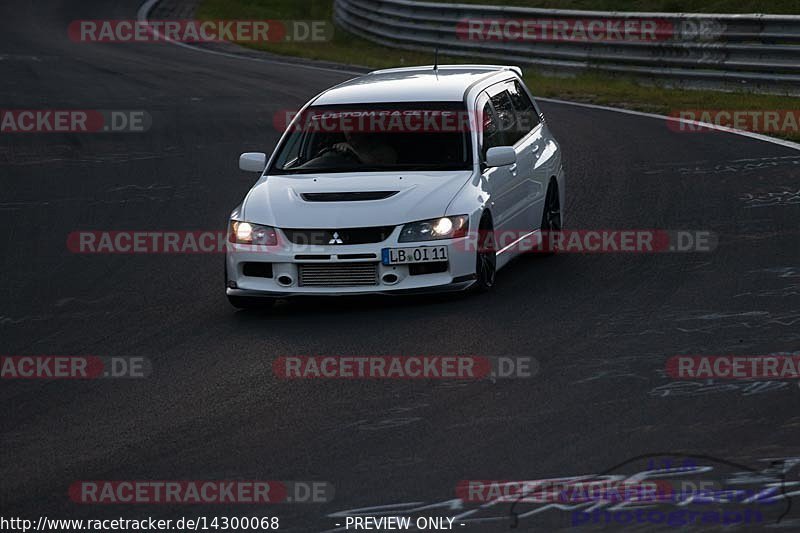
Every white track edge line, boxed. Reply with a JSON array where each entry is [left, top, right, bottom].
[[537, 97, 800, 151]]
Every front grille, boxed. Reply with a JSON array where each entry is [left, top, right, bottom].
[[337, 253, 377, 260], [298, 262, 379, 287], [282, 226, 395, 245]]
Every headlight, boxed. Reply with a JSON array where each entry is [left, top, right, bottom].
[[399, 215, 469, 242], [228, 220, 278, 245]]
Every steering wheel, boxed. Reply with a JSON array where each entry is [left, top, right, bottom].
[[314, 146, 362, 164]]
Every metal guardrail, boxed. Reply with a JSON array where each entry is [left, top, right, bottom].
[[334, 0, 800, 92]]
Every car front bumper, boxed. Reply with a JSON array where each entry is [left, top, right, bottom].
[[225, 228, 477, 297]]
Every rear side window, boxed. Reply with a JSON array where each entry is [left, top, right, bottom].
[[508, 81, 540, 135]]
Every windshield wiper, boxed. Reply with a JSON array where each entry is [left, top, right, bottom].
[[399, 165, 468, 171], [275, 166, 372, 175]]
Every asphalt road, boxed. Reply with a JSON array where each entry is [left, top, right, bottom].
[[1, 1, 800, 531]]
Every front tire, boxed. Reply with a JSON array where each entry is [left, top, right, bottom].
[[542, 180, 562, 231], [472, 216, 496, 292]]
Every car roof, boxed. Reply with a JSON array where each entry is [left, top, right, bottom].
[[311, 65, 522, 106]]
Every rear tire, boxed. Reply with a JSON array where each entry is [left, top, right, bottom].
[[540, 180, 562, 255]]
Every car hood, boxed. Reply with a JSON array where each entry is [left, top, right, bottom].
[[241, 171, 474, 228]]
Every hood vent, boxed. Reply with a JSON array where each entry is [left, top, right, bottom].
[[301, 191, 398, 202]]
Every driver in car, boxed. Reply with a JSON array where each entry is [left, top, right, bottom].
[[332, 131, 398, 166]]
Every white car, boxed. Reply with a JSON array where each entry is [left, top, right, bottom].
[[226, 65, 565, 308]]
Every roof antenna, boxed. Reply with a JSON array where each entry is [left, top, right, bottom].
[[433, 47, 439, 72]]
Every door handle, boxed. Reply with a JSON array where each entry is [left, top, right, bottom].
[[509, 163, 518, 175], [532, 145, 541, 153]]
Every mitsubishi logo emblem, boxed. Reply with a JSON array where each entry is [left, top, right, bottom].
[[329, 232, 344, 244]]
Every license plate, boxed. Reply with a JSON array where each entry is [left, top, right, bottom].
[[382, 246, 448, 265]]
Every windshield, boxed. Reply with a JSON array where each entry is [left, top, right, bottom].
[[269, 102, 473, 174]]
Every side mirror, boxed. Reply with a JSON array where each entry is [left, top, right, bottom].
[[485, 146, 517, 168], [239, 152, 267, 173]]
